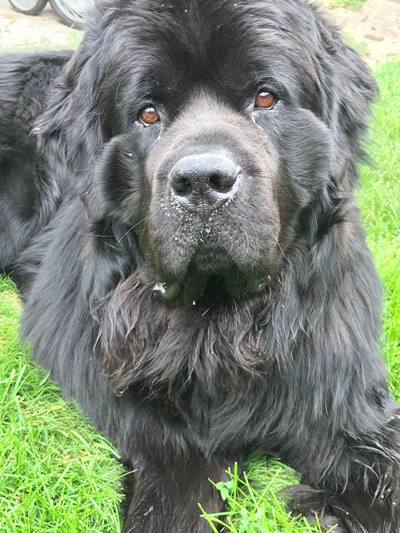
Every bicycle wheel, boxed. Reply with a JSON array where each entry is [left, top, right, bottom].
[[49, 0, 93, 30], [8, 0, 47, 15]]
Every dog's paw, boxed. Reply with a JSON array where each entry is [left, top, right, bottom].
[[286, 484, 348, 532]]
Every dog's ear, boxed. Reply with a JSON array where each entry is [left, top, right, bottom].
[[35, 6, 111, 220], [310, 6, 378, 189]]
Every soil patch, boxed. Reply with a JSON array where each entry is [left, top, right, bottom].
[[326, 0, 400, 65]]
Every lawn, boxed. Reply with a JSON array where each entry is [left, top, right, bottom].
[[0, 280, 123, 532], [0, 61, 399, 532], [325, 0, 367, 9]]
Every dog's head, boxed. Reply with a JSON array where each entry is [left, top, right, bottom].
[[37, 0, 377, 304]]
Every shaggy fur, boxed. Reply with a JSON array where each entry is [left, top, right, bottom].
[[1, 1, 400, 532], [0, 50, 71, 277]]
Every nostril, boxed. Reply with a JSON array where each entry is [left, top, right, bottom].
[[169, 153, 241, 211], [172, 177, 192, 196], [208, 173, 236, 194]]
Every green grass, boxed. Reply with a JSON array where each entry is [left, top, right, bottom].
[[200, 460, 334, 533], [358, 60, 400, 397], [1, 60, 399, 532], [0, 279, 123, 532], [326, 0, 367, 9], [66, 28, 82, 49]]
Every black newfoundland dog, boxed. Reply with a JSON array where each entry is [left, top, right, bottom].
[[1, 1, 399, 531]]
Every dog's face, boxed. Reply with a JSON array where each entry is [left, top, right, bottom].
[[39, 0, 377, 303]]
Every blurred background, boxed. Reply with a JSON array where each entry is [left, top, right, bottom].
[[0, 0, 399, 63]]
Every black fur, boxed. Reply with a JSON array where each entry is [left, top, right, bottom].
[[0, 50, 71, 279], [1, 1, 400, 532]]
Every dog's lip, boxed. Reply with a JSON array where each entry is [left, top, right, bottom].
[[152, 244, 274, 303], [152, 280, 182, 301], [152, 263, 271, 303]]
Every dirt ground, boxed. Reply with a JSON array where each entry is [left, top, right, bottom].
[[326, 0, 400, 64], [0, 0, 83, 51], [0, 0, 399, 63]]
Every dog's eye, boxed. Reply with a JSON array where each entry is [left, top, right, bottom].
[[255, 90, 277, 109], [139, 105, 160, 126]]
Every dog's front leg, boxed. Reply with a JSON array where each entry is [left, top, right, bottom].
[[286, 411, 400, 532], [122, 453, 236, 533]]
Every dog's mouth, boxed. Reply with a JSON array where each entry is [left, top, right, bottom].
[[152, 246, 272, 304]]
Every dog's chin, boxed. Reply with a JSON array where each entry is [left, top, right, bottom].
[[152, 246, 274, 304]]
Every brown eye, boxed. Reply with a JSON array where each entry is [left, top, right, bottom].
[[139, 105, 160, 126], [255, 90, 277, 109]]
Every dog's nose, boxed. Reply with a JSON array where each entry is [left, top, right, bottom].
[[169, 153, 240, 213]]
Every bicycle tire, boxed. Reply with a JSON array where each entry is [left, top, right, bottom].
[[8, 0, 47, 16], [49, 0, 92, 30]]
